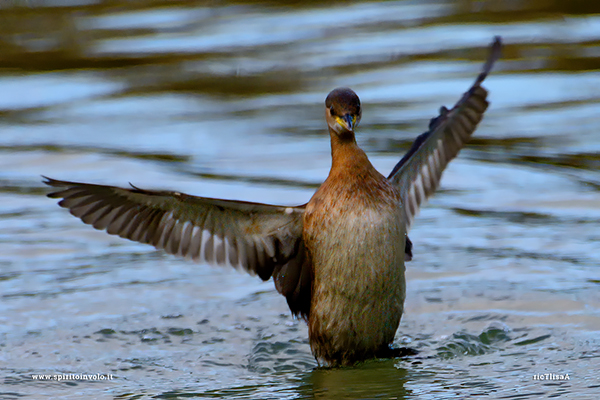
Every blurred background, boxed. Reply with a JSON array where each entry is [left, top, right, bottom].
[[1, 1, 599, 399]]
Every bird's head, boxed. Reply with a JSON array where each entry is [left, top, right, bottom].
[[325, 87, 362, 136]]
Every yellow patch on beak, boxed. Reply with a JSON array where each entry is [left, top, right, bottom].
[[335, 114, 356, 132]]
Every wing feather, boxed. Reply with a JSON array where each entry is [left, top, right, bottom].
[[44, 176, 312, 318], [388, 36, 501, 228]]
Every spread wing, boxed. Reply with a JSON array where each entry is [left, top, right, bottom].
[[44, 177, 312, 318], [388, 36, 501, 228]]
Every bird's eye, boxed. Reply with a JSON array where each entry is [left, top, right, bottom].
[[329, 106, 336, 116]]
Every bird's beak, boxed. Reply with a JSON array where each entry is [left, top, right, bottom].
[[337, 113, 355, 132]]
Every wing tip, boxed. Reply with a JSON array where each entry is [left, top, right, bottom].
[[42, 175, 60, 187], [474, 36, 502, 87], [42, 176, 72, 198]]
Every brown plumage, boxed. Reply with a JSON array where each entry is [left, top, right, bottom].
[[44, 37, 501, 366]]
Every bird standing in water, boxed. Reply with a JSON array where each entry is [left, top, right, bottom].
[[45, 37, 501, 367]]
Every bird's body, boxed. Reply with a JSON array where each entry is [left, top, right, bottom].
[[44, 37, 502, 367], [305, 143, 406, 364]]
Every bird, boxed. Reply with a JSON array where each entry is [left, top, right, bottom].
[[44, 37, 501, 367]]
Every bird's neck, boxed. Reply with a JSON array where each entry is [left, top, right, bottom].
[[329, 128, 371, 173], [320, 128, 396, 209]]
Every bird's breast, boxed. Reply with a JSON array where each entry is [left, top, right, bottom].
[[304, 190, 405, 292], [303, 169, 406, 299]]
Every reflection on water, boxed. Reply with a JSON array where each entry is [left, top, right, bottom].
[[307, 361, 410, 399], [1, 0, 599, 399]]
